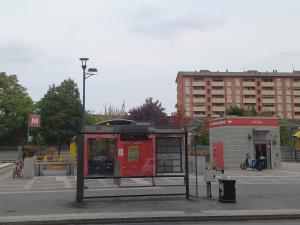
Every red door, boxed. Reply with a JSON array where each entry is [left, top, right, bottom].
[[213, 142, 224, 169]]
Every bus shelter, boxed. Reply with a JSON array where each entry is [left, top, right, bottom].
[[76, 120, 199, 202]]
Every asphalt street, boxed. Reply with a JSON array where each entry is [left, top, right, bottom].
[[88, 220, 300, 225], [1, 183, 300, 216]]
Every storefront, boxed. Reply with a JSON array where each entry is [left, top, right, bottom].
[[209, 117, 281, 169]]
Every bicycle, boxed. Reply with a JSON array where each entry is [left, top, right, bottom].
[[12, 160, 24, 178]]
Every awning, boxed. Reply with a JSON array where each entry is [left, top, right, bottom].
[[293, 131, 300, 138]]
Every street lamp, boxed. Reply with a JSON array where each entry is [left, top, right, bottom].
[[77, 58, 98, 203], [79, 58, 98, 129]]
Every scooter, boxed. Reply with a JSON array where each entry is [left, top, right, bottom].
[[240, 154, 266, 171]]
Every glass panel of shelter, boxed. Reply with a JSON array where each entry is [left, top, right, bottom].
[[88, 138, 116, 176]]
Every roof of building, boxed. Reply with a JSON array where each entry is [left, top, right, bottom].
[[176, 70, 300, 81]]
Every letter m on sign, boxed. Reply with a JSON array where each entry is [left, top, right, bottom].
[[29, 115, 41, 127]]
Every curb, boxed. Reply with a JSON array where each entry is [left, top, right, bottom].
[[0, 163, 13, 170], [1, 209, 300, 225], [0, 164, 13, 176]]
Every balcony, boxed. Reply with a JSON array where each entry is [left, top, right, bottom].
[[243, 82, 256, 86], [243, 98, 256, 103], [294, 107, 300, 112], [262, 98, 275, 104], [212, 106, 225, 112], [262, 107, 275, 111], [212, 89, 225, 95], [193, 98, 206, 103], [293, 90, 300, 95], [192, 90, 205, 95], [212, 81, 224, 87], [212, 98, 225, 103], [294, 98, 300, 103], [243, 90, 256, 95], [262, 82, 274, 87], [193, 106, 206, 112], [294, 115, 300, 119], [262, 90, 275, 95], [192, 81, 205, 86], [293, 82, 300, 87]]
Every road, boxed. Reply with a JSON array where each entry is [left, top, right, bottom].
[[1, 163, 300, 224], [91, 220, 300, 225], [1, 182, 300, 216]]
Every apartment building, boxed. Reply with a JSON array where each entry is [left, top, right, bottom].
[[176, 70, 300, 119]]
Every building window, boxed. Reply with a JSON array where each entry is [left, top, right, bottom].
[[184, 80, 190, 86], [262, 78, 273, 82]]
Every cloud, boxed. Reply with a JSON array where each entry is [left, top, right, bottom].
[[0, 41, 40, 64], [130, 7, 225, 39]]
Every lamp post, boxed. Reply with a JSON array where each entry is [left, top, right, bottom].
[[79, 58, 98, 129], [77, 58, 97, 202]]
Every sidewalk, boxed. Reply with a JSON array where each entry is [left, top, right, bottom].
[[1, 209, 300, 225]]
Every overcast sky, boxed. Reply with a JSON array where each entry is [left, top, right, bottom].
[[1, 0, 300, 114]]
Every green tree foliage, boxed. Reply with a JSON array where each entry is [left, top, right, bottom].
[[0, 73, 34, 144], [226, 105, 273, 117], [38, 79, 82, 146], [86, 103, 127, 125], [226, 106, 247, 116], [127, 97, 169, 125], [280, 119, 292, 146], [199, 118, 209, 145]]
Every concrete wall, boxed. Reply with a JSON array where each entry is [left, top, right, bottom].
[[210, 126, 281, 169]]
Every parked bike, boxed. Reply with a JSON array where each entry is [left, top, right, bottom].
[[240, 154, 266, 171], [12, 160, 23, 178]]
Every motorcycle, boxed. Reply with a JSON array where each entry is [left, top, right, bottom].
[[240, 154, 266, 171]]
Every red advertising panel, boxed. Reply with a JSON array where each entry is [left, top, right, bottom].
[[209, 117, 279, 128], [28, 114, 41, 127], [117, 138, 155, 176]]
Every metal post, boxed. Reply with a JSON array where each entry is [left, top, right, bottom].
[[206, 182, 212, 198], [76, 134, 84, 202], [194, 135, 198, 198], [27, 115, 29, 143], [82, 68, 86, 129], [184, 128, 189, 199]]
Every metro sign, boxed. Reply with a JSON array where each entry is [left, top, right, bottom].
[[28, 114, 41, 127]]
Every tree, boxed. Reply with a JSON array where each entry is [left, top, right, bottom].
[[127, 97, 169, 125], [86, 102, 127, 125], [0, 73, 34, 144], [38, 79, 82, 148], [226, 105, 273, 117], [280, 119, 292, 146], [198, 118, 209, 145], [226, 106, 246, 116], [170, 109, 191, 126]]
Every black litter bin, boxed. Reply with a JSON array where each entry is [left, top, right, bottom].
[[219, 179, 236, 203]]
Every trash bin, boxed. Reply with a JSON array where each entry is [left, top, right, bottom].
[[219, 179, 236, 203]]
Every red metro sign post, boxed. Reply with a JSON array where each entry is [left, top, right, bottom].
[[27, 114, 41, 143], [28, 114, 41, 127]]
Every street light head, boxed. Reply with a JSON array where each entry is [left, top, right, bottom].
[[79, 58, 89, 70], [87, 68, 98, 73], [79, 58, 89, 62], [86, 68, 98, 78]]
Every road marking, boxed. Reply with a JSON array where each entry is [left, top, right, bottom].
[[23, 179, 35, 190]]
